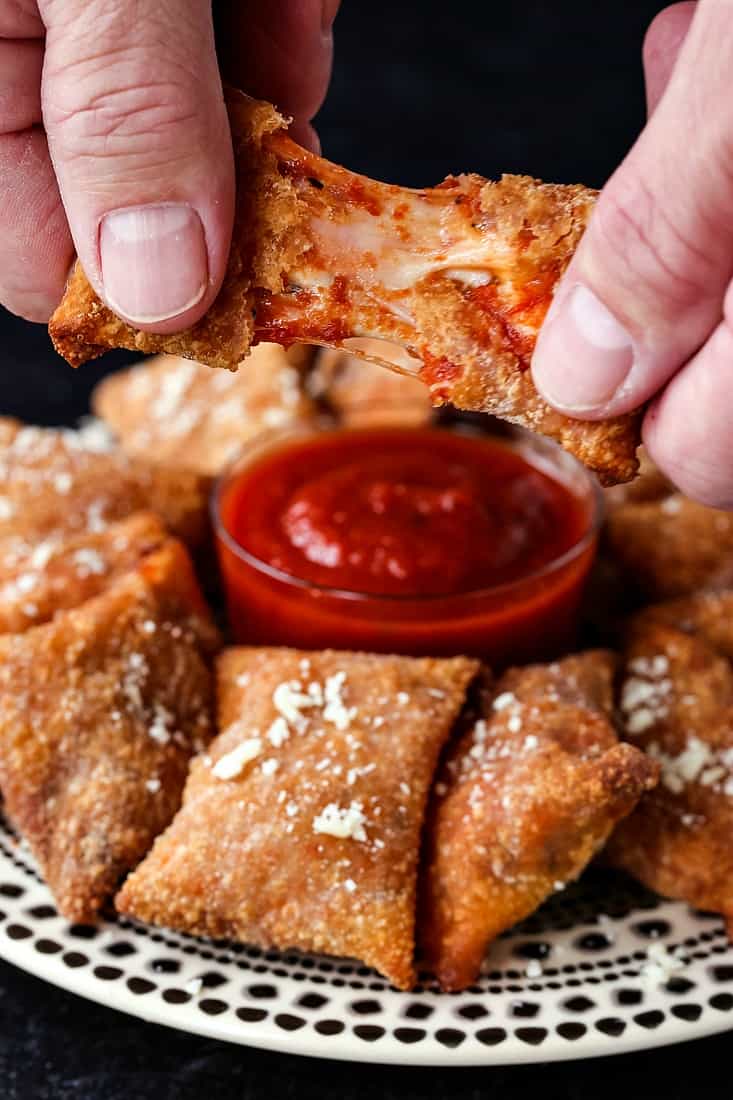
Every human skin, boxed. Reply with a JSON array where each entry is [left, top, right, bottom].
[[0, 0, 338, 331], [532, 1, 733, 508], [1, 2, 730, 506]]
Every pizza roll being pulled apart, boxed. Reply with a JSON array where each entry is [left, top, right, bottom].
[[116, 647, 479, 990], [0, 539, 219, 923], [93, 344, 317, 478], [607, 602, 733, 934], [49, 92, 640, 486], [0, 510, 167, 634], [0, 417, 209, 551], [420, 652, 658, 992]]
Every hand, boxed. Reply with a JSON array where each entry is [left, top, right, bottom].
[[0, 0, 338, 332], [531, 2, 733, 507]]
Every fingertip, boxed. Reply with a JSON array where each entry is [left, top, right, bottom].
[[0, 130, 74, 324], [531, 283, 635, 417], [642, 325, 733, 509], [98, 203, 211, 334], [643, 2, 697, 114], [218, 0, 335, 127], [4, 297, 55, 325]]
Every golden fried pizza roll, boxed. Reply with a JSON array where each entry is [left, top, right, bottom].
[[49, 92, 640, 486], [0, 539, 219, 923], [93, 345, 318, 477], [116, 647, 478, 989], [633, 588, 733, 663], [605, 494, 733, 600], [309, 341, 434, 428], [0, 419, 209, 550], [606, 618, 733, 931], [420, 651, 658, 992], [0, 511, 167, 634]]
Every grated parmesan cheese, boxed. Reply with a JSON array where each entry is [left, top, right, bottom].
[[313, 800, 368, 842], [148, 703, 173, 745], [323, 671, 357, 730], [266, 716, 290, 748], [212, 737, 263, 779], [73, 547, 107, 577], [640, 941, 687, 986]]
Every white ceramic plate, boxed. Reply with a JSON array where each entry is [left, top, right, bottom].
[[1, 815, 731, 1065]]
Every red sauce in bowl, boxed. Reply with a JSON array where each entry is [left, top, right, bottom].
[[214, 426, 601, 663]]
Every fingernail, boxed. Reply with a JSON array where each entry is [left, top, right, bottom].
[[532, 284, 635, 412], [99, 204, 208, 325]]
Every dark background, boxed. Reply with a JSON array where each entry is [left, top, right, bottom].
[[3, 1, 728, 1097]]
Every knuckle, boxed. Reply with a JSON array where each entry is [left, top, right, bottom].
[[590, 173, 716, 311], [45, 72, 200, 167]]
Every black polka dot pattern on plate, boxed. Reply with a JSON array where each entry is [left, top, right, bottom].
[[0, 815, 732, 1062]]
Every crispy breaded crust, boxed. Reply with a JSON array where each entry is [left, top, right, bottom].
[[0, 510, 167, 634], [50, 97, 302, 370], [604, 449, 671, 511], [0, 419, 209, 550], [116, 647, 478, 989], [607, 618, 733, 925], [635, 588, 733, 661], [420, 651, 657, 992], [93, 345, 318, 477], [605, 494, 733, 600], [49, 92, 639, 485], [0, 539, 219, 923]]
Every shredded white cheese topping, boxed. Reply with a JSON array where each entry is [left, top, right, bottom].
[[212, 737, 263, 780], [313, 800, 368, 842]]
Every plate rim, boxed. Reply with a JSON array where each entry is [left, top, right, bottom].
[[3, 815, 732, 1066], [3, 933, 733, 1066]]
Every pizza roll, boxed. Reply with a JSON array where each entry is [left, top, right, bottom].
[[605, 493, 733, 600], [633, 588, 733, 662], [606, 616, 733, 934], [309, 341, 434, 428], [49, 92, 640, 486], [0, 539, 219, 923], [93, 345, 318, 477], [420, 651, 658, 991], [116, 647, 479, 989], [0, 511, 167, 634], [0, 418, 209, 551]]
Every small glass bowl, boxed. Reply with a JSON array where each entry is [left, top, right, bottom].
[[212, 422, 603, 665]]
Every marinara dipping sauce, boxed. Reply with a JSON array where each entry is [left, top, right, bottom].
[[213, 425, 602, 664]]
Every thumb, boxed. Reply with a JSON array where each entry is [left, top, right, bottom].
[[532, 0, 732, 419], [38, 0, 234, 334]]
